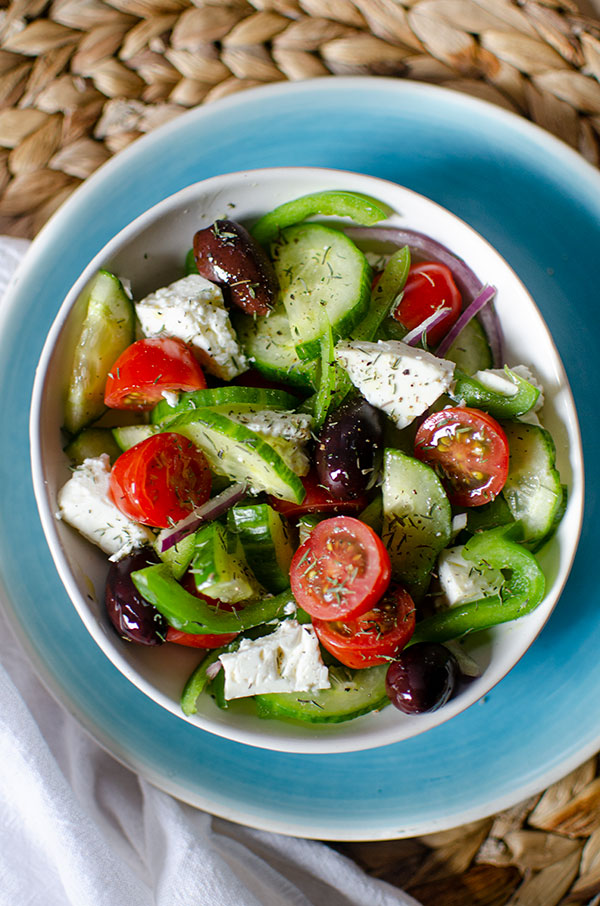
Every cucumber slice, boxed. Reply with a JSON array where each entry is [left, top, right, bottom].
[[64, 270, 135, 435], [168, 409, 306, 502], [501, 421, 565, 547], [444, 317, 492, 374], [233, 304, 319, 390], [64, 427, 122, 465], [112, 424, 157, 451], [271, 223, 372, 360], [227, 502, 294, 593], [150, 385, 299, 427], [381, 448, 452, 598], [154, 531, 197, 580], [191, 522, 262, 603], [254, 664, 389, 724]]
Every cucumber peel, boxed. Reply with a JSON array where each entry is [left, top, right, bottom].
[[64, 270, 135, 435], [254, 664, 389, 724], [270, 222, 372, 361]]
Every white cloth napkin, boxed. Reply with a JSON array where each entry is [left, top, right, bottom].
[[0, 237, 421, 906]]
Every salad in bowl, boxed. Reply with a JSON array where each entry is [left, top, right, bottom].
[[30, 167, 582, 753]]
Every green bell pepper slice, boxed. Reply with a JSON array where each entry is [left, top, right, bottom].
[[131, 562, 295, 634], [351, 245, 411, 342], [449, 366, 540, 418], [410, 524, 546, 643], [181, 647, 223, 716], [251, 190, 389, 247]]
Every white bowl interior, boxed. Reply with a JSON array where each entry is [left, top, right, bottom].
[[30, 167, 584, 754]]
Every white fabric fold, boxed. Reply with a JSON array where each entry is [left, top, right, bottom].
[[0, 238, 421, 906]]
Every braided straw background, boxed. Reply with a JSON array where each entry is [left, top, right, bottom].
[[3, 1, 600, 903], [3, 0, 600, 238]]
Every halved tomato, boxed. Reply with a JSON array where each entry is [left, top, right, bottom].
[[109, 432, 211, 528], [313, 584, 416, 669], [105, 337, 206, 410], [414, 406, 509, 507], [289, 516, 391, 621], [393, 261, 462, 345]]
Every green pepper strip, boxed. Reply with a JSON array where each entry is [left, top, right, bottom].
[[350, 245, 411, 342], [251, 190, 390, 247], [323, 246, 411, 413], [181, 648, 223, 716], [449, 366, 540, 418], [184, 247, 199, 276], [131, 563, 295, 634], [409, 524, 546, 644]]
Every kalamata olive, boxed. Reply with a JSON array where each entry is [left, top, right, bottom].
[[105, 548, 166, 646], [193, 219, 278, 316], [315, 394, 384, 498], [385, 642, 460, 714]]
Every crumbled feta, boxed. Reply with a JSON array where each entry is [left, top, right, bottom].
[[161, 389, 179, 408], [224, 409, 313, 478], [218, 619, 330, 700], [451, 513, 468, 538], [335, 339, 455, 429], [228, 409, 314, 442], [135, 274, 248, 380], [437, 545, 504, 607], [57, 455, 154, 560]]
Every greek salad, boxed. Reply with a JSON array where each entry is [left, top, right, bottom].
[[57, 189, 566, 724]]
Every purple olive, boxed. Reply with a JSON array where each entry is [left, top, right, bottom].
[[386, 643, 459, 714], [105, 548, 166, 646], [315, 395, 384, 498], [193, 219, 278, 315]]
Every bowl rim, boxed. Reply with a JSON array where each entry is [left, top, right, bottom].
[[29, 165, 585, 754]]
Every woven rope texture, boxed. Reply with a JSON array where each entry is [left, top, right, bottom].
[[2, 0, 600, 237]]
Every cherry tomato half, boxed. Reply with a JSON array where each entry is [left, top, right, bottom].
[[109, 433, 212, 528], [289, 516, 391, 621], [105, 337, 206, 410], [269, 470, 368, 519], [414, 406, 509, 507], [313, 584, 416, 669], [165, 573, 239, 648], [393, 262, 462, 345]]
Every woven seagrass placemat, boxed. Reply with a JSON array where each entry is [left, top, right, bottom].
[[2, 2, 600, 903]]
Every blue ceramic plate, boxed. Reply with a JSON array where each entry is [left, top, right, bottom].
[[1, 77, 598, 840]]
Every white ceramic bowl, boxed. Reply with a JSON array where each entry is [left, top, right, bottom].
[[30, 167, 584, 754]]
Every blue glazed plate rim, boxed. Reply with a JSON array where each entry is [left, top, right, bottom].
[[1, 77, 598, 840]]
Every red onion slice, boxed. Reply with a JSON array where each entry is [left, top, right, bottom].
[[345, 226, 482, 299], [436, 284, 497, 357], [157, 481, 248, 552], [403, 306, 451, 347], [346, 225, 505, 366]]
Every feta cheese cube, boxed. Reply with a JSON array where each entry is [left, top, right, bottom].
[[57, 455, 154, 560], [218, 619, 330, 699], [135, 274, 248, 380], [334, 339, 455, 429], [228, 409, 314, 443], [226, 409, 313, 478], [437, 545, 504, 607]]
